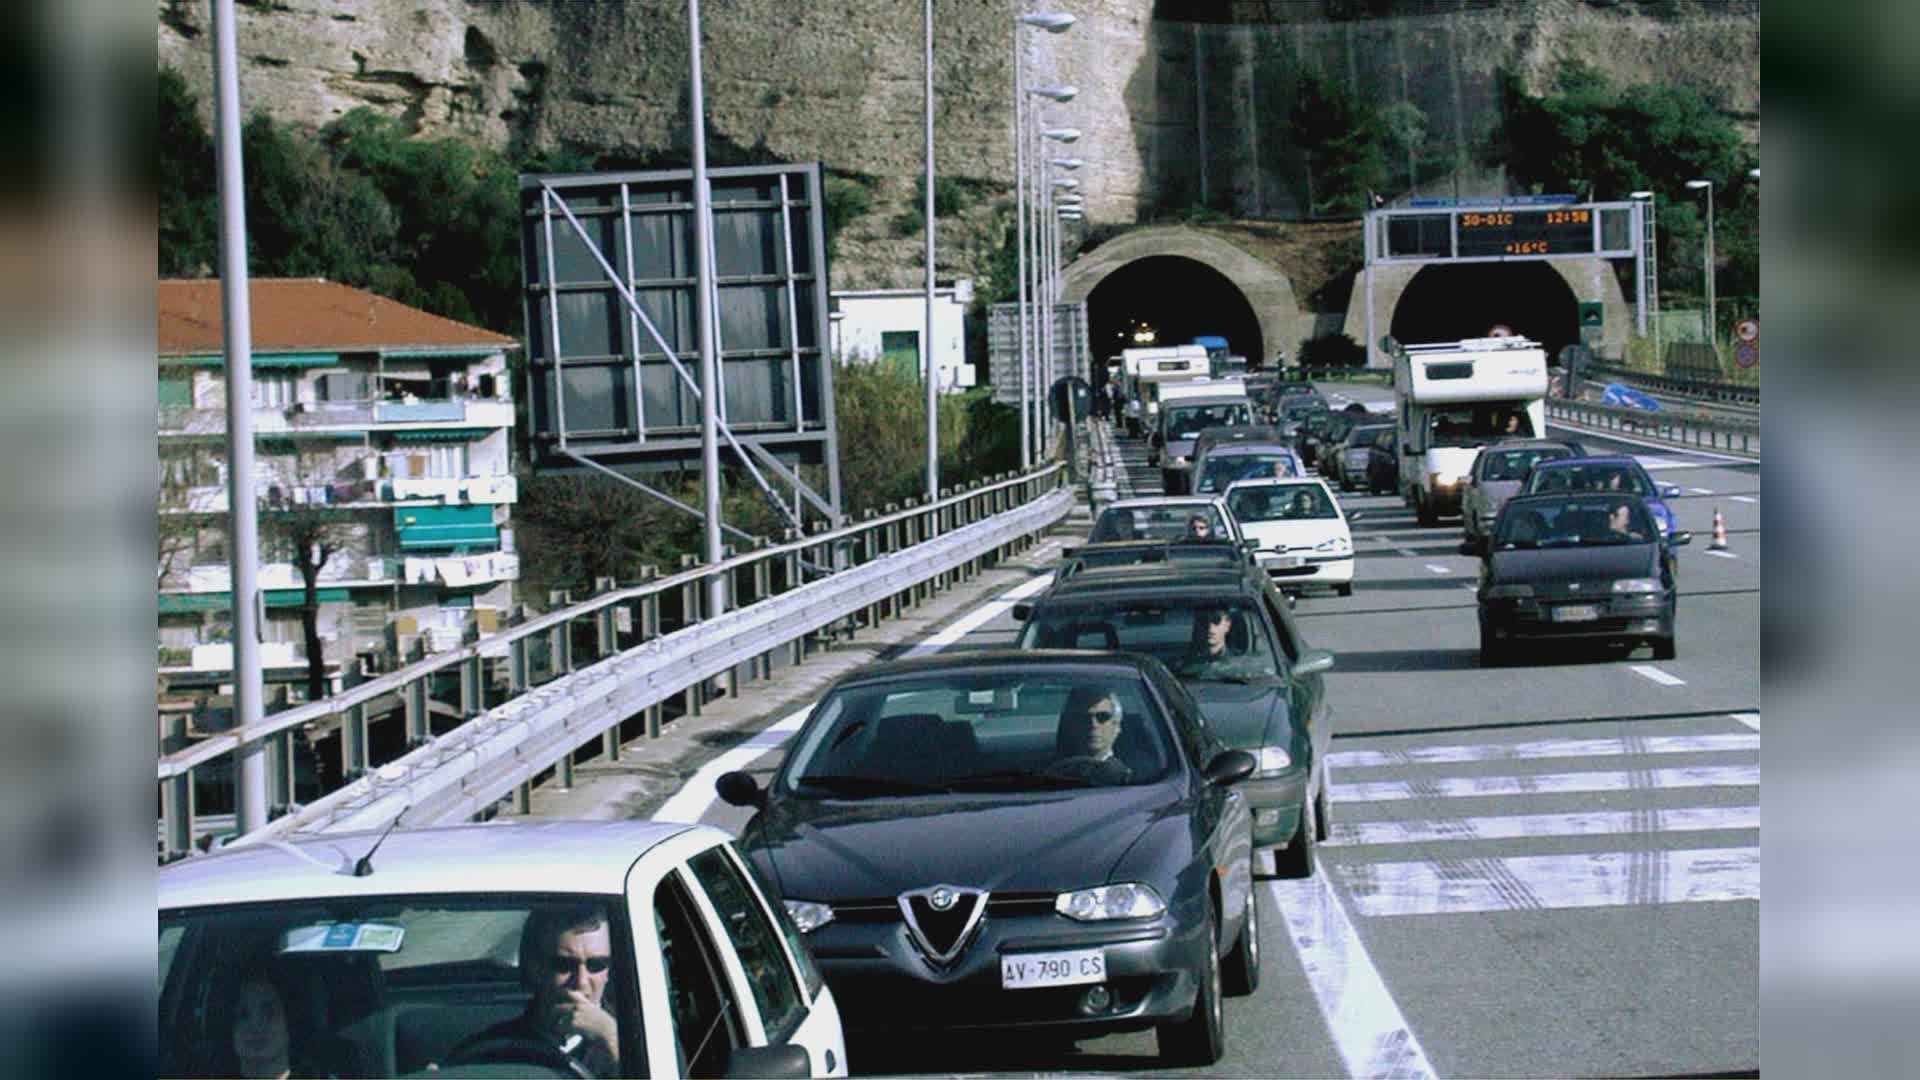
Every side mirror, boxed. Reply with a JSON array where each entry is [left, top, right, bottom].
[[1668, 531, 1693, 547], [1239, 539, 1259, 552], [1061, 545, 1079, 558], [1203, 749, 1257, 786], [715, 771, 765, 809], [1011, 602, 1032, 621], [1661, 484, 1683, 498], [722, 1044, 812, 1079], [1293, 649, 1335, 677]]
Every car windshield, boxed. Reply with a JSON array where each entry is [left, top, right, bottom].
[[1348, 426, 1389, 448], [1164, 402, 1251, 440], [1427, 405, 1534, 446], [780, 670, 1177, 793], [1197, 452, 1298, 492], [1522, 463, 1653, 496], [1481, 447, 1573, 482], [1021, 597, 1283, 683], [1493, 497, 1658, 548], [1227, 484, 1339, 523], [1089, 504, 1230, 541], [159, 896, 639, 1079]]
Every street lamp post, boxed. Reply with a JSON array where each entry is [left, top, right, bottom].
[[1686, 178, 1715, 349], [1032, 122, 1076, 460], [1013, 15, 1074, 471], [922, 0, 936, 501], [1630, 190, 1657, 343]]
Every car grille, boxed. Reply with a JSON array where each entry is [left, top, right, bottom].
[[831, 892, 1056, 922]]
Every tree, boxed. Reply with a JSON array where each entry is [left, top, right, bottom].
[[1379, 101, 1429, 194], [260, 509, 360, 701], [1288, 71, 1387, 216], [158, 68, 219, 276]]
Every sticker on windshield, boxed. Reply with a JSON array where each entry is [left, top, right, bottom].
[[280, 922, 406, 954]]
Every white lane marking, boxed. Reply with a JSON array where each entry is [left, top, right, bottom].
[[652, 705, 812, 826], [1327, 805, 1761, 847], [1267, 878, 1438, 1080], [1337, 847, 1760, 917], [1545, 421, 1759, 463], [1424, 563, 1451, 575], [1461, 585, 1479, 594], [1333, 764, 1758, 803], [1704, 550, 1740, 560], [1630, 664, 1686, 686], [1396, 548, 1420, 558], [1689, 487, 1715, 495], [901, 572, 1055, 658], [1731, 495, 1757, 504], [1328, 733, 1759, 769], [1731, 712, 1761, 731]]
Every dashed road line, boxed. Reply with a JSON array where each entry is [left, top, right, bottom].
[[1424, 563, 1451, 575], [1730, 712, 1761, 731], [1731, 495, 1756, 504], [1333, 764, 1756, 803], [1327, 805, 1761, 848], [1629, 664, 1687, 686], [1703, 550, 1740, 560]]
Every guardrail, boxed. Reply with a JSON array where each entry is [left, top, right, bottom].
[[159, 465, 1071, 858], [1582, 359, 1760, 406], [1547, 399, 1759, 456]]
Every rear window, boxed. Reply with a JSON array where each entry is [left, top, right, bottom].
[[1227, 484, 1339, 523], [1090, 504, 1229, 541], [1480, 447, 1572, 482], [1522, 463, 1651, 495]]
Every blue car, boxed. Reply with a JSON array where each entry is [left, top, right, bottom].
[[1518, 456, 1684, 540], [1601, 383, 1663, 411]]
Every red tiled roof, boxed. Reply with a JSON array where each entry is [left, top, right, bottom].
[[158, 278, 517, 356]]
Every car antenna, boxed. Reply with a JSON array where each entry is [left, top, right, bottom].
[[351, 807, 409, 878]]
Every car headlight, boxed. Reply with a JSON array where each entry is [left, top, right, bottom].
[[1056, 883, 1167, 921], [1485, 583, 1534, 599], [1257, 746, 1292, 772], [1429, 471, 1461, 487], [783, 899, 835, 933], [1314, 536, 1351, 554], [1173, 455, 1189, 466], [1612, 578, 1662, 594]]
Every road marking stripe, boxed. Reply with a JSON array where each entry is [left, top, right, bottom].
[[1424, 563, 1451, 575], [1461, 585, 1479, 594], [902, 573, 1055, 658], [1333, 764, 1757, 803], [1397, 548, 1420, 558], [1336, 847, 1759, 917], [1704, 550, 1740, 559], [1730, 712, 1761, 731], [1326, 805, 1760, 847], [1731, 495, 1757, 503], [1630, 664, 1686, 686], [1328, 733, 1758, 769], [1689, 487, 1715, 495], [652, 704, 812, 826], [1267, 878, 1438, 1080]]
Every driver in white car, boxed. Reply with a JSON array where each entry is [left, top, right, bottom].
[[456, 905, 621, 1076]]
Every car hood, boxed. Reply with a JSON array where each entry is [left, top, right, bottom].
[[750, 786, 1178, 900], [1186, 680, 1292, 751], [1240, 519, 1347, 552], [1488, 544, 1657, 588]]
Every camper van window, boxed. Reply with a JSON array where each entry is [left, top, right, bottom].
[[1428, 406, 1531, 446]]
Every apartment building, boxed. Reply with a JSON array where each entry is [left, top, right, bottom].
[[158, 278, 520, 698]]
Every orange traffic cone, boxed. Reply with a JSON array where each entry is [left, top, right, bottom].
[[1709, 507, 1729, 550]]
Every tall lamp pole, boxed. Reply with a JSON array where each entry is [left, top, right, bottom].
[[1014, 14, 1075, 470], [1630, 189, 1657, 345], [1686, 178, 1716, 349], [923, 0, 937, 500]]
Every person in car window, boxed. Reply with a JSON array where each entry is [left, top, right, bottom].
[[227, 962, 305, 1079], [457, 906, 621, 1077], [1287, 490, 1318, 518], [1606, 502, 1646, 542], [1052, 688, 1132, 784], [1182, 513, 1213, 541]]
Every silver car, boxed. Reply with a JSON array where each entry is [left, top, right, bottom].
[[1461, 440, 1582, 550]]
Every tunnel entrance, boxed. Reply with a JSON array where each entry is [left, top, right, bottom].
[[1085, 255, 1263, 385], [1390, 263, 1580, 360]]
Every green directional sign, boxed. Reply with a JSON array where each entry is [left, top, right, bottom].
[[1578, 301, 1604, 329]]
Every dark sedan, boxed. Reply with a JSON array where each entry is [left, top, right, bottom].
[[718, 651, 1258, 1066], [1469, 493, 1691, 665], [1014, 567, 1334, 876]]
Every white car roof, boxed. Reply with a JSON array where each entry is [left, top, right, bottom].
[[1104, 496, 1228, 511], [160, 819, 708, 910], [1221, 476, 1337, 496]]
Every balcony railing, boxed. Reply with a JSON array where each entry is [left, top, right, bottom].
[[160, 397, 513, 436], [159, 474, 517, 514]]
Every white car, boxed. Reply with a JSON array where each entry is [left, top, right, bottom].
[[159, 819, 848, 1079], [1221, 477, 1355, 596]]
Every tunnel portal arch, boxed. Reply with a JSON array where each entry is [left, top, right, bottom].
[[1349, 256, 1631, 365]]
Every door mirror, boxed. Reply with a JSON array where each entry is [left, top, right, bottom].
[[1061, 545, 1079, 559], [1661, 483, 1682, 498], [1203, 749, 1257, 786], [1667, 531, 1693, 547], [716, 771, 765, 809], [723, 1044, 813, 1079], [1011, 602, 1032, 622], [1293, 649, 1335, 677]]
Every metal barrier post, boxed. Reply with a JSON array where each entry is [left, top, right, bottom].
[[161, 771, 193, 860], [460, 655, 482, 718], [721, 546, 740, 699], [514, 781, 531, 814], [679, 554, 704, 716], [639, 565, 664, 738], [559, 743, 575, 789], [269, 731, 293, 813], [405, 675, 429, 745], [860, 512, 881, 630], [753, 541, 774, 680], [342, 702, 369, 779]]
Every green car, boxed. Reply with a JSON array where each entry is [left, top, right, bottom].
[[1014, 564, 1335, 876]]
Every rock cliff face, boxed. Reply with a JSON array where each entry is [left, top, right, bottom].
[[158, 0, 1757, 290]]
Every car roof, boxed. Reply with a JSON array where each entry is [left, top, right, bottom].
[[1195, 425, 1284, 442], [1039, 565, 1258, 601], [1532, 454, 1639, 468], [1103, 495, 1227, 511], [1505, 491, 1652, 507], [833, 647, 1162, 686], [1223, 476, 1332, 492], [1202, 442, 1296, 457], [160, 819, 706, 910]]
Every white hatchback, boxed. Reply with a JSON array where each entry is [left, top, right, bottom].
[[159, 819, 847, 1079], [1221, 477, 1356, 596]]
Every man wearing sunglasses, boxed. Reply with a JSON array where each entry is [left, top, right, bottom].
[[458, 904, 622, 1075], [1051, 688, 1133, 784]]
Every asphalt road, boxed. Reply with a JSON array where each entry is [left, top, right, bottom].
[[630, 403, 1760, 1078]]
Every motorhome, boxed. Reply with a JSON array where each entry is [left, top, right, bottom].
[[1119, 345, 1209, 437], [1392, 336, 1549, 525]]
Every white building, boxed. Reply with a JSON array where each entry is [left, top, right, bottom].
[[158, 278, 521, 698], [829, 279, 977, 391]]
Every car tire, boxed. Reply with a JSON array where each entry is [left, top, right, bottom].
[[1159, 908, 1226, 1066], [1274, 795, 1317, 880], [1222, 890, 1261, 997], [1479, 626, 1506, 667], [1313, 768, 1332, 843], [1652, 635, 1677, 661], [1416, 496, 1437, 527], [1335, 582, 1353, 597]]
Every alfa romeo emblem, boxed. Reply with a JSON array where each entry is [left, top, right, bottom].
[[929, 887, 957, 911]]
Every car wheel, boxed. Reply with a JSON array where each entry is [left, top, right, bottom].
[[1274, 796, 1317, 880], [1222, 889, 1261, 997], [1335, 582, 1353, 598], [1313, 767, 1332, 843], [1652, 635, 1677, 661], [1479, 626, 1505, 667], [1158, 907, 1226, 1066], [1416, 496, 1437, 526]]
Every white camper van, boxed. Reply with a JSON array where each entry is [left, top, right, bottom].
[[1393, 336, 1549, 525], [1120, 345, 1209, 437]]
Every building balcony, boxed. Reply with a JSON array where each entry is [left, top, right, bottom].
[[161, 550, 515, 600], [159, 397, 514, 437], [159, 474, 517, 514]]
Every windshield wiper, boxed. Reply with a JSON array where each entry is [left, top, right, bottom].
[[792, 774, 950, 797]]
